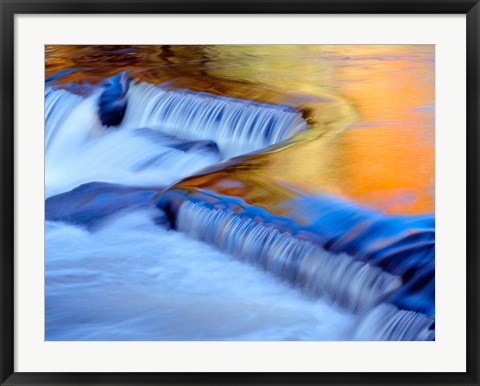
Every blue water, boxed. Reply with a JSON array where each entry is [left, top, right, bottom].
[[45, 75, 434, 341], [46, 210, 354, 340]]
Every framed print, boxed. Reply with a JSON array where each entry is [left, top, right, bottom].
[[1, 0, 479, 385]]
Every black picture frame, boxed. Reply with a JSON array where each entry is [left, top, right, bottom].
[[1, 1, 479, 385]]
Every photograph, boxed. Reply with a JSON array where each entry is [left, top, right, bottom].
[[44, 44, 435, 341]]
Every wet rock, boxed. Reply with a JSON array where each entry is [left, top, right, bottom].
[[97, 71, 130, 127], [46, 182, 162, 229]]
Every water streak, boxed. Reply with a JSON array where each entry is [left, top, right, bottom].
[[44, 88, 222, 197], [175, 200, 401, 313], [120, 82, 309, 157], [354, 304, 434, 340], [46, 210, 355, 341], [45, 68, 434, 341], [157, 188, 434, 339]]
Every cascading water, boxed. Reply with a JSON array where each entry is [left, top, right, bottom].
[[156, 188, 435, 340], [45, 88, 83, 152], [45, 79, 309, 196], [175, 200, 402, 313], [120, 82, 309, 157], [45, 87, 222, 197], [353, 304, 434, 341], [45, 70, 434, 341]]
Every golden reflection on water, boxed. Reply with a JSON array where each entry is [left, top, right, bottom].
[[46, 45, 434, 215]]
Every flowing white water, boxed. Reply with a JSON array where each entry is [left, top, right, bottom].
[[45, 83, 357, 341], [176, 200, 402, 313], [45, 81, 433, 341], [45, 89, 221, 197], [46, 210, 355, 340], [45, 88, 83, 152], [120, 82, 309, 157], [45, 84, 308, 197], [354, 304, 434, 341]]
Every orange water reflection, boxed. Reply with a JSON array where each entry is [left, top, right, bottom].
[[334, 45, 434, 214], [46, 45, 434, 215]]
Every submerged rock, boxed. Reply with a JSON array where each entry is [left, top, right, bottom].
[[133, 128, 221, 155], [97, 71, 130, 127]]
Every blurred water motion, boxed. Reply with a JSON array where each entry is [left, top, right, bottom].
[[45, 45, 435, 341], [47, 44, 434, 214]]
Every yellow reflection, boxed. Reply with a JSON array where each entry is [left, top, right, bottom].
[[46, 45, 434, 215]]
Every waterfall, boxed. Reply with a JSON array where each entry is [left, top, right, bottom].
[[157, 188, 434, 340], [354, 304, 434, 340], [45, 78, 309, 196], [45, 73, 434, 341], [175, 200, 402, 313], [44, 88, 222, 197], [120, 82, 309, 157], [45, 88, 83, 152]]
